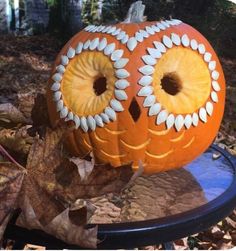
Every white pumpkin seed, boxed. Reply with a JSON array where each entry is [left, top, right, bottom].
[[139, 76, 153, 86], [121, 35, 129, 44], [142, 55, 157, 65], [184, 114, 192, 129], [94, 114, 104, 127], [83, 40, 90, 50], [115, 69, 130, 79], [148, 103, 161, 116], [175, 115, 184, 131], [53, 91, 62, 101], [114, 58, 129, 69], [192, 113, 199, 127], [110, 99, 124, 111], [156, 110, 168, 125], [143, 95, 156, 107], [98, 38, 107, 51], [135, 32, 143, 42], [138, 86, 153, 96], [60, 106, 68, 118], [206, 102, 213, 116], [190, 39, 198, 50], [139, 65, 155, 75], [74, 115, 80, 129], [51, 82, 60, 91], [56, 65, 65, 74], [75, 42, 83, 54], [204, 52, 212, 62], [80, 117, 88, 132], [181, 34, 190, 47], [115, 90, 128, 101], [153, 41, 166, 53], [212, 81, 221, 92], [163, 35, 173, 48], [117, 31, 126, 40], [105, 107, 116, 121], [146, 26, 155, 35], [89, 38, 99, 50], [211, 91, 218, 102], [171, 33, 181, 45], [100, 112, 110, 123], [56, 99, 63, 111], [61, 55, 69, 65], [140, 29, 149, 38], [199, 107, 207, 123], [147, 48, 162, 58], [104, 43, 115, 55], [67, 47, 75, 58], [208, 61, 216, 71], [115, 79, 130, 89], [166, 114, 175, 129], [52, 73, 62, 82], [87, 115, 96, 131], [212, 70, 219, 80], [111, 49, 124, 61], [127, 37, 137, 51]]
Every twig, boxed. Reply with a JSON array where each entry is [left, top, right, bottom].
[[0, 144, 25, 169]]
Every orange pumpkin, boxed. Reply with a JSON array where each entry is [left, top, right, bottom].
[[47, 19, 225, 174]]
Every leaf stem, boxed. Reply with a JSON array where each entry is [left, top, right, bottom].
[[0, 144, 25, 169]]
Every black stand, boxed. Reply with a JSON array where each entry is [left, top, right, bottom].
[[3, 145, 236, 249]]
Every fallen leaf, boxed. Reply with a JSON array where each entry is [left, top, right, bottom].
[[17, 92, 35, 122], [0, 126, 34, 155], [0, 162, 25, 240], [31, 94, 50, 127], [69, 154, 94, 181], [17, 127, 133, 248], [17, 195, 98, 248], [0, 103, 27, 126]]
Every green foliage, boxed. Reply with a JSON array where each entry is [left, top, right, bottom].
[[100, 0, 236, 58], [46, 0, 235, 57], [82, 0, 101, 25]]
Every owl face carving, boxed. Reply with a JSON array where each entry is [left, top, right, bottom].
[[47, 19, 225, 173]]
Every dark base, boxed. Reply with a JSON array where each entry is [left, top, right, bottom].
[[3, 145, 236, 249]]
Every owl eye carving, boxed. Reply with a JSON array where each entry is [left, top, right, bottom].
[[139, 33, 219, 131], [47, 19, 225, 174], [50, 39, 130, 132]]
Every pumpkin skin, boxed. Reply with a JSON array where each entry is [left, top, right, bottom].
[[47, 19, 225, 174]]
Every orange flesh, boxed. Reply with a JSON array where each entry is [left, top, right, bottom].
[[61, 51, 116, 116], [153, 47, 211, 114]]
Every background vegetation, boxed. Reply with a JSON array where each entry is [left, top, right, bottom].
[[45, 0, 236, 58]]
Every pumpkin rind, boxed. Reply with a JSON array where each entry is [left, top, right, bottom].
[[47, 19, 225, 174]]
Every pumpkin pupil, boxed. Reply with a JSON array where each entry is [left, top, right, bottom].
[[129, 98, 141, 122], [161, 72, 182, 96], [93, 76, 107, 96]]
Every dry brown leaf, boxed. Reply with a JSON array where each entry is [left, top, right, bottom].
[[31, 94, 50, 127], [17, 127, 133, 248], [17, 92, 35, 122], [0, 103, 27, 125], [69, 155, 94, 181], [225, 216, 236, 229], [0, 126, 34, 155], [24, 244, 46, 250], [17, 195, 98, 248], [0, 162, 26, 240], [89, 196, 121, 224], [173, 238, 188, 250]]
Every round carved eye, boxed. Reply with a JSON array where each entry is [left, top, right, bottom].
[[152, 47, 211, 114], [61, 51, 116, 117], [50, 38, 130, 132], [138, 33, 221, 131]]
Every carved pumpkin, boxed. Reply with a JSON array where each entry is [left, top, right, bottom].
[[47, 19, 225, 174]]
